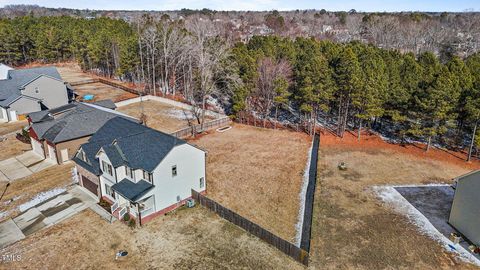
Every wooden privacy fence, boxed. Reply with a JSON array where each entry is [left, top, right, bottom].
[[171, 117, 231, 139], [191, 190, 310, 266], [70, 78, 141, 95]]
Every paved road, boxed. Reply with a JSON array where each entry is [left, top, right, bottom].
[[0, 185, 97, 248]]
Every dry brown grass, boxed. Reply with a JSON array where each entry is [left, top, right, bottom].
[[1, 206, 304, 270], [73, 82, 137, 103], [0, 121, 27, 136], [118, 100, 199, 133], [191, 124, 311, 241], [56, 65, 95, 82], [0, 134, 31, 161], [0, 163, 74, 222], [309, 140, 479, 269]]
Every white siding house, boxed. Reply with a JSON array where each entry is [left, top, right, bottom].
[[74, 117, 206, 225]]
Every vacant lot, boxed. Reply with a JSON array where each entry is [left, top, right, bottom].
[[0, 163, 74, 222], [1, 206, 303, 270], [191, 124, 311, 241], [309, 131, 479, 269], [118, 100, 200, 133], [0, 135, 31, 161], [0, 121, 27, 136], [57, 65, 138, 102]]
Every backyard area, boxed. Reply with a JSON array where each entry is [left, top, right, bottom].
[[118, 100, 203, 133], [308, 130, 480, 269], [0, 134, 31, 161], [57, 65, 138, 103], [0, 121, 27, 136], [191, 124, 311, 242], [0, 206, 304, 269]]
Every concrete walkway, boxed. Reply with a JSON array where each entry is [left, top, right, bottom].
[[0, 185, 97, 248], [0, 151, 54, 181]]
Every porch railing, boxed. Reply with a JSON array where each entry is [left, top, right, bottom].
[[111, 202, 119, 213], [119, 207, 127, 219], [140, 207, 154, 217]]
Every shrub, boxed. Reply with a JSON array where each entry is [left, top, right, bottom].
[[123, 213, 130, 222], [128, 218, 136, 228]]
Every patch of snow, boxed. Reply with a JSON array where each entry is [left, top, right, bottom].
[[0, 210, 11, 219], [294, 138, 313, 247], [373, 185, 480, 266], [165, 109, 194, 120], [18, 188, 66, 212]]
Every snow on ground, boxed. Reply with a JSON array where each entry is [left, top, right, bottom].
[[294, 139, 313, 247], [373, 185, 480, 266], [165, 109, 194, 120], [18, 188, 66, 212]]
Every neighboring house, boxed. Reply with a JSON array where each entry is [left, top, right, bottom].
[[28, 101, 138, 164], [0, 64, 13, 80], [449, 170, 480, 246], [0, 66, 70, 122], [73, 117, 206, 225]]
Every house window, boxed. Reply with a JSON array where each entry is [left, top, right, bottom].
[[143, 170, 153, 183], [102, 161, 112, 176], [105, 184, 113, 197], [200, 177, 205, 188], [176, 195, 181, 202], [35, 87, 39, 93], [126, 166, 134, 180], [172, 165, 177, 177]]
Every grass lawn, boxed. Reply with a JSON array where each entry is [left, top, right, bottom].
[[1, 206, 304, 269], [191, 124, 311, 242], [118, 100, 201, 133], [0, 121, 27, 137], [0, 135, 31, 161], [308, 131, 480, 269]]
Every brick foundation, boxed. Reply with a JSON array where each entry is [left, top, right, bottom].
[[140, 190, 207, 225]]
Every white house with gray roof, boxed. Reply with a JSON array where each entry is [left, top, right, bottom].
[[0, 66, 69, 122], [73, 117, 206, 225]]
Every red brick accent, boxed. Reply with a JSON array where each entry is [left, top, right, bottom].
[[140, 190, 207, 225], [101, 196, 114, 205]]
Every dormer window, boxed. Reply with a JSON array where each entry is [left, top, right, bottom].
[[101, 160, 112, 176], [126, 166, 134, 180], [143, 170, 153, 183]]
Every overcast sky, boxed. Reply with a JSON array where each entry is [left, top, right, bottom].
[[0, 0, 478, 12]]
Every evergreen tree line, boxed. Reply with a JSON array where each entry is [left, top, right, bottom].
[[1, 16, 480, 158], [231, 36, 480, 159]]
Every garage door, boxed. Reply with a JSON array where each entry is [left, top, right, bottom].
[[47, 144, 57, 163], [82, 175, 99, 197], [31, 139, 44, 158]]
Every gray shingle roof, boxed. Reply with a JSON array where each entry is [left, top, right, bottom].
[[0, 66, 62, 107], [75, 117, 187, 175], [111, 179, 154, 202], [30, 102, 138, 143], [93, 99, 116, 110]]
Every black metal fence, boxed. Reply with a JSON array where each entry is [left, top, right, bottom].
[[192, 190, 310, 266]]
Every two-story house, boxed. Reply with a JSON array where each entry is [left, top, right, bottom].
[[73, 117, 206, 225], [0, 66, 71, 122]]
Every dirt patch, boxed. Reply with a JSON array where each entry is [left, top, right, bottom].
[[117, 100, 202, 133], [1, 207, 304, 269], [0, 164, 74, 222], [309, 139, 479, 269], [191, 124, 311, 241]]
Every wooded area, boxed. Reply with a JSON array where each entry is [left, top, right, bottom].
[[0, 15, 479, 158]]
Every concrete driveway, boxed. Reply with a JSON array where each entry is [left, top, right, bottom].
[[0, 185, 97, 248], [0, 151, 54, 181]]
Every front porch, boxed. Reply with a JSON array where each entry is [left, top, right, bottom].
[[109, 179, 156, 225]]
